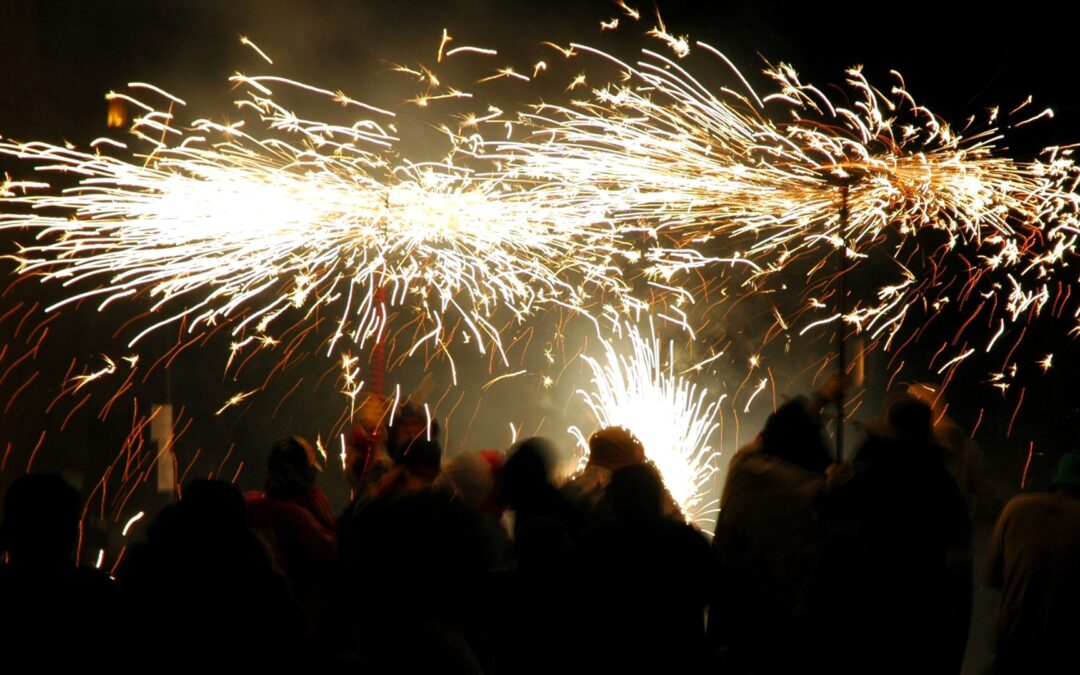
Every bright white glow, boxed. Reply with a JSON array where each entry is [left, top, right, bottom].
[[569, 323, 725, 529]]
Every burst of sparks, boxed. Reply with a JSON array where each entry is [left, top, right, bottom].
[[71, 356, 117, 393], [1, 70, 709, 376], [568, 323, 724, 528], [4, 23, 1073, 585], [485, 40, 1079, 347], [215, 390, 255, 415], [2, 26, 1076, 440], [477, 66, 531, 84], [615, 0, 641, 21], [1038, 353, 1053, 371], [646, 12, 690, 58]]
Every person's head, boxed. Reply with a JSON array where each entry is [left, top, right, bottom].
[[503, 437, 557, 509], [587, 426, 645, 471], [880, 395, 943, 463], [608, 463, 664, 523], [477, 449, 504, 480], [1, 474, 82, 568], [439, 452, 495, 511], [885, 396, 934, 442], [477, 449, 506, 512], [907, 382, 948, 423], [1051, 450, 1080, 494], [266, 435, 320, 494], [396, 438, 442, 480], [760, 398, 831, 472], [388, 402, 438, 461]]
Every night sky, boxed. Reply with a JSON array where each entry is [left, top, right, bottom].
[[4, 2, 1077, 146]]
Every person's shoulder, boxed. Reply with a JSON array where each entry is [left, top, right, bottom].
[[999, 491, 1056, 520], [731, 440, 761, 460], [725, 442, 768, 474], [1006, 491, 1053, 507], [852, 432, 899, 465], [666, 519, 711, 548]]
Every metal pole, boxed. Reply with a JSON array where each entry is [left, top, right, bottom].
[[836, 183, 849, 462]]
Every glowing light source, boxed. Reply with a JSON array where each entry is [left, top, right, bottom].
[[569, 323, 724, 529]]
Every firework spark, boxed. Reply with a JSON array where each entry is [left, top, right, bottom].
[[3, 26, 1076, 455], [568, 323, 725, 529], [1, 71, 716, 382], [483, 41, 1079, 348]]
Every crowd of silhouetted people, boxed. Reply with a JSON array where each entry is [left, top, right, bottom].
[[2, 386, 1078, 674]]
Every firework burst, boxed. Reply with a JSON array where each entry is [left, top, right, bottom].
[[569, 322, 724, 529], [1, 73, 713, 380], [484, 41, 1080, 346]]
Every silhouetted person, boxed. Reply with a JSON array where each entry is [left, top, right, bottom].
[[841, 395, 972, 674], [503, 437, 582, 538], [908, 383, 996, 519], [435, 450, 518, 671], [357, 437, 443, 502], [336, 438, 493, 675], [438, 450, 513, 567], [478, 440, 582, 674], [711, 396, 833, 673], [120, 479, 305, 670], [577, 463, 712, 674], [386, 401, 439, 463], [562, 426, 645, 526], [245, 436, 336, 635], [987, 449, 1080, 673], [485, 515, 576, 675], [0, 474, 124, 669]]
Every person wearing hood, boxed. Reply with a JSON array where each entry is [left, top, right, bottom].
[[245, 435, 337, 635]]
